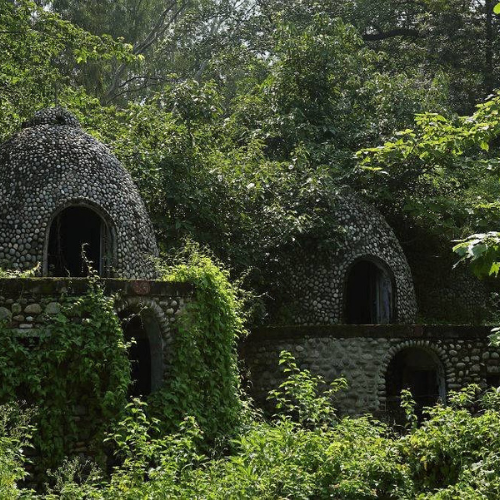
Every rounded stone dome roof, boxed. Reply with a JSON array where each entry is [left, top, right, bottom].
[[271, 191, 417, 324], [0, 107, 158, 278]]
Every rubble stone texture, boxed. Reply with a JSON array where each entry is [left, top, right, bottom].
[[274, 193, 417, 324], [0, 107, 158, 278]]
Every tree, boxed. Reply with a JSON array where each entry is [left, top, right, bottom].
[[0, 0, 134, 139]]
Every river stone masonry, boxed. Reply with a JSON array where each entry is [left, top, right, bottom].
[[272, 192, 417, 324], [0, 107, 158, 278], [0, 277, 194, 377], [241, 325, 500, 416]]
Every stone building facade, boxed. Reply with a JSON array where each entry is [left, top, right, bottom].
[[241, 325, 500, 417], [0, 278, 193, 395], [0, 106, 497, 420], [271, 193, 417, 325], [0, 107, 172, 399]]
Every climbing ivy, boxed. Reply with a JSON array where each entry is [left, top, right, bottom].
[[151, 245, 246, 444], [0, 247, 248, 479], [0, 281, 130, 474]]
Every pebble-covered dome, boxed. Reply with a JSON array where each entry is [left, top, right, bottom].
[[0, 107, 158, 278], [272, 192, 417, 325]]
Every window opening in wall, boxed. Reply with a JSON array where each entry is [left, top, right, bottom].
[[345, 260, 393, 324], [486, 374, 500, 388], [122, 314, 152, 397], [386, 347, 446, 421], [47, 206, 111, 277]]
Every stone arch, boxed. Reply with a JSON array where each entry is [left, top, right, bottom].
[[343, 255, 396, 324], [115, 298, 171, 395], [377, 340, 453, 411], [43, 199, 117, 277]]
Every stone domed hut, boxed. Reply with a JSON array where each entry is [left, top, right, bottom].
[[273, 192, 417, 325], [0, 107, 158, 278]]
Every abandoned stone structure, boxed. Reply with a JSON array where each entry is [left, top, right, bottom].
[[0, 107, 185, 401], [241, 324, 500, 417], [0, 278, 193, 396], [0, 107, 158, 279], [0, 106, 498, 419], [272, 193, 417, 325]]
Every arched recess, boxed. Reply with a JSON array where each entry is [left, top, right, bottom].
[[115, 298, 170, 396], [44, 201, 116, 277], [378, 341, 452, 418], [344, 256, 395, 324]]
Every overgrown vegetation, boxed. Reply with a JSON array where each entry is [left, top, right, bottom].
[[0, 248, 247, 484], [5, 0, 500, 497], [5, 0, 500, 323], [0, 281, 130, 475], [152, 245, 247, 443], [4, 352, 500, 498]]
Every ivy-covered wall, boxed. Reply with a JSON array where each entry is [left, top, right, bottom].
[[0, 256, 245, 480], [0, 277, 193, 475]]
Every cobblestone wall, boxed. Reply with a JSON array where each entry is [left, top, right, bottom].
[[0, 277, 193, 382], [241, 325, 500, 416], [272, 193, 417, 325], [0, 108, 158, 278]]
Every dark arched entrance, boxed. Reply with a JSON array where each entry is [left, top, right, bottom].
[[47, 206, 112, 276], [345, 259, 394, 324], [386, 347, 446, 419], [120, 308, 163, 397]]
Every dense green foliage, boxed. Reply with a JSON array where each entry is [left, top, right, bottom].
[[0, 282, 130, 473], [4, 354, 500, 498], [3, 0, 500, 323], [3, 0, 494, 289], [358, 94, 500, 241], [5, 0, 500, 496], [153, 246, 246, 442]]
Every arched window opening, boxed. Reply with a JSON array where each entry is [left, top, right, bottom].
[[345, 259, 393, 324], [47, 206, 112, 277], [123, 315, 152, 397], [386, 347, 446, 421], [120, 308, 163, 397]]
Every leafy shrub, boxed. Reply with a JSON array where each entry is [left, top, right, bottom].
[[0, 404, 34, 499], [0, 281, 130, 473]]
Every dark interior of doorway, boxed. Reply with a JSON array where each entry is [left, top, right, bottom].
[[385, 347, 443, 423], [345, 260, 392, 324], [122, 314, 152, 397], [47, 206, 102, 277]]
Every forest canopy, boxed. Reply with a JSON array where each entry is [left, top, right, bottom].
[[3, 0, 500, 319]]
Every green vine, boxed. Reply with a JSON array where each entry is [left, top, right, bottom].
[[151, 245, 246, 444], [0, 281, 130, 474], [0, 248, 248, 480]]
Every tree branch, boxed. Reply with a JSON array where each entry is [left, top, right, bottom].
[[104, 0, 188, 103], [362, 28, 420, 41]]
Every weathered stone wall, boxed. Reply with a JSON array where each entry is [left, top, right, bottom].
[[0, 108, 158, 278], [0, 277, 194, 381], [270, 193, 417, 325], [241, 325, 500, 416], [0, 277, 194, 464]]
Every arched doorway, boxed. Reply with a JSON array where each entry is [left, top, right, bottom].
[[46, 205, 113, 277], [345, 259, 394, 324], [386, 347, 446, 419], [120, 308, 163, 397]]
